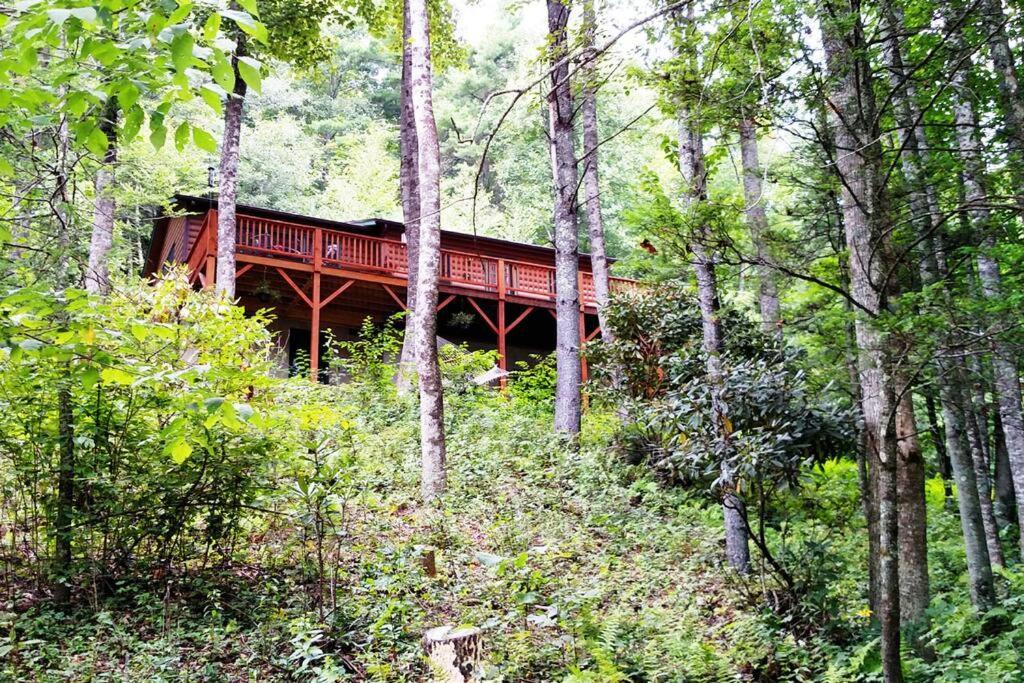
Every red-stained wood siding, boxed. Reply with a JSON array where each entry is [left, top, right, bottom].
[[158, 217, 188, 265]]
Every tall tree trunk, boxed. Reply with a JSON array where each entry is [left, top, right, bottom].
[[85, 98, 117, 295], [737, 117, 781, 340], [547, 0, 581, 435], [945, 6, 1024, 560], [981, 0, 1024, 207], [677, 94, 750, 574], [993, 411, 1018, 528], [895, 390, 930, 629], [965, 394, 1005, 567], [397, 1, 421, 394], [407, 0, 447, 501], [215, 43, 248, 298], [880, 5, 937, 633], [975, 242, 1024, 560], [579, 0, 613, 341], [819, 4, 903, 677], [938, 372, 997, 608]]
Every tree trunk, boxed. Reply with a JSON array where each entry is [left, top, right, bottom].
[[965, 395, 1005, 567], [547, 0, 581, 435], [975, 245, 1024, 560], [944, 6, 1024, 559], [215, 45, 249, 298], [397, 0, 421, 393], [993, 411, 1018, 528], [579, 1, 613, 341], [937, 372, 997, 608], [85, 98, 117, 295], [880, 7, 935, 634], [737, 117, 781, 340], [819, 4, 903, 677], [407, 0, 447, 501], [981, 0, 1024, 208], [677, 87, 750, 574], [895, 391, 930, 629]]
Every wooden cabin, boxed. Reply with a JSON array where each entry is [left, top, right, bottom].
[[146, 195, 637, 379]]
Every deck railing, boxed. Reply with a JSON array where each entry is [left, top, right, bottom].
[[214, 214, 637, 306]]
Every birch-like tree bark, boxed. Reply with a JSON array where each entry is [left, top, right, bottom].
[[85, 98, 117, 295], [737, 118, 781, 340], [397, 0, 421, 394], [580, 0, 613, 341], [678, 103, 750, 574], [945, 6, 1024, 561], [819, 4, 903, 676], [938, 372, 996, 607], [547, 0, 582, 435], [407, 0, 447, 500], [981, 0, 1024, 207], [993, 412, 1018, 528], [215, 45, 248, 298]]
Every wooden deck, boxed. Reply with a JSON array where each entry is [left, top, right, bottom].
[[178, 207, 635, 379], [185, 210, 636, 309]]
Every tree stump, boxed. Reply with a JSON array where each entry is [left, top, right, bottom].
[[422, 625, 483, 682]]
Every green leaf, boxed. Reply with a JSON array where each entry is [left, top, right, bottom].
[[86, 126, 109, 156], [202, 12, 222, 42], [117, 82, 140, 111], [100, 367, 134, 385], [171, 31, 194, 72], [0, 158, 12, 177], [122, 105, 144, 141], [237, 56, 261, 94], [168, 438, 193, 464], [211, 49, 235, 92], [199, 85, 223, 115], [64, 91, 90, 117], [220, 10, 268, 43], [235, 0, 260, 17], [174, 122, 190, 151], [150, 122, 167, 150], [192, 126, 217, 153], [80, 366, 100, 390]]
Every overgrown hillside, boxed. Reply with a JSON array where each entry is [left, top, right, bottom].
[[1, 278, 1021, 683]]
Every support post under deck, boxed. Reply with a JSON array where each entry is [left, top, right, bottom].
[[310, 228, 322, 381]]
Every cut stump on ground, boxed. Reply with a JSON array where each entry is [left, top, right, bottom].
[[423, 625, 483, 682]]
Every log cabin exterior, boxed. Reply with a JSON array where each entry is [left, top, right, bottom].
[[146, 195, 637, 379]]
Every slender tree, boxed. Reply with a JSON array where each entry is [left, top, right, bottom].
[[547, 0, 582, 435], [737, 118, 781, 340], [407, 0, 447, 500], [397, 0, 421, 393], [818, 2, 903, 676], [579, 0, 614, 340], [85, 98, 117, 295], [215, 38, 248, 298], [674, 7, 750, 573], [944, 3, 1024, 561]]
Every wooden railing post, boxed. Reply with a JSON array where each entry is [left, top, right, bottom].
[[497, 259, 507, 389], [204, 209, 218, 289]]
